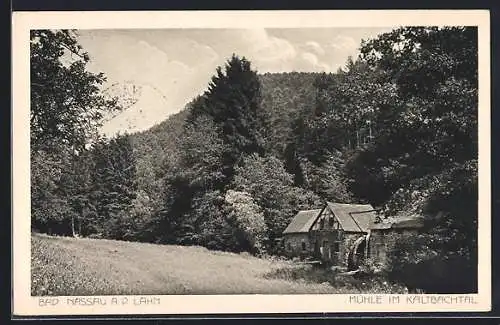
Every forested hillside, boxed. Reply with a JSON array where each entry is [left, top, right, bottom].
[[30, 27, 478, 292], [259, 72, 318, 156]]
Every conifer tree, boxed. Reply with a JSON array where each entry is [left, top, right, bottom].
[[188, 54, 265, 186]]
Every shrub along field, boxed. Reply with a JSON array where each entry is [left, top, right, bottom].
[[31, 233, 406, 296]]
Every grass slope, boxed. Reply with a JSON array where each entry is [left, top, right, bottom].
[[31, 233, 403, 296], [31, 233, 323, 295]]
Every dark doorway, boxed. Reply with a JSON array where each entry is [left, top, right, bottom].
[[313, 240, 320, 259]]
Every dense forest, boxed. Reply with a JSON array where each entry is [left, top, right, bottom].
[[30, 27, 478, 292]]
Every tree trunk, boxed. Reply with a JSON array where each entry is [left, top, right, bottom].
[[71, 216, 76, 237]]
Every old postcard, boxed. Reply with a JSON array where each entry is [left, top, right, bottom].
[[12, 10, 491, 316]]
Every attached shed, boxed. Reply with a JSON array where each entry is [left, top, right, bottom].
[[368, 215, 425, 268]]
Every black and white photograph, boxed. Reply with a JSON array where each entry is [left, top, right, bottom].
[[12, 10, 491, 315]]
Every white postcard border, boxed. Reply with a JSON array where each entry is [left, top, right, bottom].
[[12, 9, 491, 316]]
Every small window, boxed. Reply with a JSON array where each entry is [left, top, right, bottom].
[[328, 218, 334, 227], [287, 242, 292, 251], [333, 242, 340, 252], [301, 241, 307, 251], [320, 219, 325, 229]]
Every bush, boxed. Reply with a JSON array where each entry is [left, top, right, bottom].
[[386, 231, 477, 293], [224, 190, 268, 255], [359, 257, 386, 275], [264, 264, 334, 284], [264, 263, 407, 293]]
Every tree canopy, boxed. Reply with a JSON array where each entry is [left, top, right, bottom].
[[30, 29, 120, 152]]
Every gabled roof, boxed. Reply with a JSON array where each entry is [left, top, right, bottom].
[[326, 202, 377, 233], [283, 209, 322, 234]]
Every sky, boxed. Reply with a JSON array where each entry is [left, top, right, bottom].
[[75, 27, 395, 136]]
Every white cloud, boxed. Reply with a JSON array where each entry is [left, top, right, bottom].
[[132, 40, 193, 86], [217, 29, 298, 72], [304, 40, 326, 56], [299, 52, 330, 72], [155, 37, 220, 68], [301, 52, 319, 65], [254, 35, 297, 63], [223, 29, 331, 73], [328, 35, 357, 51]]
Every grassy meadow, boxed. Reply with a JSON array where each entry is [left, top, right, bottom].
[[31, 233, 406, 296]]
